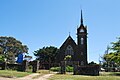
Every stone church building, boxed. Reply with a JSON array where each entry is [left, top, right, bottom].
[[56, 10, 99, 76], [56, 10, 88, 66]]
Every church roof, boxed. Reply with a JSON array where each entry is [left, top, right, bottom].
[[60, 35, 76, 49]]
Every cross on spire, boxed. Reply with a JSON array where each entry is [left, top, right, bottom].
[[69, 32, 71, 36]]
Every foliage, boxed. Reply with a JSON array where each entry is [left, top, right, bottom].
[[64, 55, 72, 61], [88, 61, 97, 65], [66, 66, 73, 72], [0, 36, 29, 63], [111, 37, 120, 53], [50, 66, 73, 72], [50, 67, 61, 72], [34, 46, 58, 63], [102, 37, 120, 68], [0, 54, 5, 63]]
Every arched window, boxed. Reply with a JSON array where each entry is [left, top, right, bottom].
[[65, 45, 74, 55], [81, 38, 84, 45]]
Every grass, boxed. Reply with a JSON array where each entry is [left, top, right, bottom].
[[1, 69, 120, 80], [0, 70, 32, 78], [100, 72, 120, 76], [32, 70, 50, 79], [0, 69, 50, 79], [37, 70, 50, 74], [49, 72, 120, 80]]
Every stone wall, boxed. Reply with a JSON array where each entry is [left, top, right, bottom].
[[74, 65, 99, 76]]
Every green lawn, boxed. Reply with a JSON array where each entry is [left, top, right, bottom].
[[49, 72, 120, 80], [0, 70, 50, 79], [0, 70, 32, 78]]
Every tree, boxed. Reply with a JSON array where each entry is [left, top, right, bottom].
[[34, 46, 58, 63], [111, 37, 120, 53], [102, 37, 120, 67], [64, 55, 72, 61], [0, 36, 29, 63], [89, 61, 97, 65]]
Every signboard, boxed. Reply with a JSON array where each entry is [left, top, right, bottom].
[[16, 53, 23, 63]]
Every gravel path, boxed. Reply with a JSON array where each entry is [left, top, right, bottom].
[[0, 73, 54, 80]]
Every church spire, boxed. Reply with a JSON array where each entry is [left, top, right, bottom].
[[81, 10, 83, 25]]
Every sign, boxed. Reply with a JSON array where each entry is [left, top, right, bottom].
[[16, 53, 23, 63]]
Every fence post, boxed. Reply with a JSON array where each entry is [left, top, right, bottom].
[[60, 61, 66, 74], [32, 60, 39, 73]]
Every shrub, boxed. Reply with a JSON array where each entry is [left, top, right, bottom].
[[50, 67, 61, 72], [66, 66, 73, 72], [50, 66, 73, 72]]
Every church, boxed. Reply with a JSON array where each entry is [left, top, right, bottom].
[[56, 10, 99, 76], [56, 10, 88, 66]]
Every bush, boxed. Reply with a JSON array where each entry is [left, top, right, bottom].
[[50, 67, 61, 72], [50, 66, 73, 72], [66, 66, 73, 72]]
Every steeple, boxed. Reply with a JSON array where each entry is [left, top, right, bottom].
[[81, 10, 83, 25]]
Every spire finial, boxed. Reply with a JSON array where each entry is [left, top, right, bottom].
[[69, 32, 71, 36], [81, 10, 83, 25]]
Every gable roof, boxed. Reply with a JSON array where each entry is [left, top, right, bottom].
[[60, 35, 77, 49]]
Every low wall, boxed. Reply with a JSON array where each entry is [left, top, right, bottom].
[[74, 65, 99, 76], [0, 62, 6, 70]]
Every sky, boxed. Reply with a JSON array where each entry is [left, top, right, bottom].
[[0, 0, 120, 63]]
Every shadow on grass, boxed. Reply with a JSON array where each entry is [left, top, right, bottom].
[[100, 72, 120, 76], [110, 72, 120, 76], [0, 75, 13, 78]]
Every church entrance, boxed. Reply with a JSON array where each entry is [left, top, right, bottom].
[[60, 45, 76, 74], [60, 61, 79, 74]]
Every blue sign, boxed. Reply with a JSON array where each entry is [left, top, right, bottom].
[[16, 53, 23, 63]]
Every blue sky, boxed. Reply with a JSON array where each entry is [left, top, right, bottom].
[[0, 0, 120, 63]]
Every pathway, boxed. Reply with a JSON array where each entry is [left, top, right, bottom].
[[0, 73, 54, 80]]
